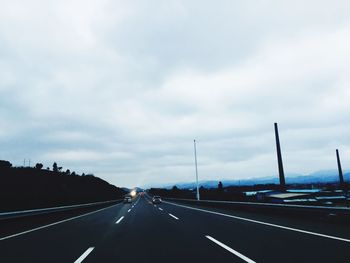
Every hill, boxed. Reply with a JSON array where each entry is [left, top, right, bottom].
[[0, 160, 127, 211]]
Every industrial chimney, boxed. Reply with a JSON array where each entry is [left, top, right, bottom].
[[274, 123, 286, 190], [336, 149, 345, 189]]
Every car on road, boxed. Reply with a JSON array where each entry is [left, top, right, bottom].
[[152, 196, 162, 204], [123, 196, 132, 203]]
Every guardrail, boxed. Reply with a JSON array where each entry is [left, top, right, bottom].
[[163, 197, 350, 220], [0, 199, 122, 220]]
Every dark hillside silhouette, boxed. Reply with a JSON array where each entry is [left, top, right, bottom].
[[0, 160, 127, 211]]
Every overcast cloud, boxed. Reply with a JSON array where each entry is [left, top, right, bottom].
[[1, 1, 350, 187]]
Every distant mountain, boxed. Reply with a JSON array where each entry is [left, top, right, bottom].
[[150, 169, 350, 189]]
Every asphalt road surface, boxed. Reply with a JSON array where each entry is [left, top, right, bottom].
[[1, 194, 349, 263]]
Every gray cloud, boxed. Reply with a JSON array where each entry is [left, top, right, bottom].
[[1, 1, 350, 187]]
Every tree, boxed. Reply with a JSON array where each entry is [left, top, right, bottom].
[[65, 169, 71, 175], [0, 160, 12, 169], [218, 181, 223, 191], [35, 163, 43, 170], [53, 162, 58, 172]]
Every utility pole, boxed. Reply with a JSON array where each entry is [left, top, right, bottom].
[[194, 139, 200, 200], [336, 149, 345, 189], [274, 123, 286, 191]]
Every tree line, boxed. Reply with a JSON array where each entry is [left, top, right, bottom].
[[0, 159, 126, 211]]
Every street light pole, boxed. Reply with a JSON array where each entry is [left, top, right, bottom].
[[194, 139, 200, 200]]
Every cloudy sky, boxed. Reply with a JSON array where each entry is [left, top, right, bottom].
[[1, 1, 350, 188]]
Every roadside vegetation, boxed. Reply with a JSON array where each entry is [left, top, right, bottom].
[[0, 160, 126, 211]]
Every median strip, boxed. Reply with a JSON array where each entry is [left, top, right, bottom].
[[74, 247, 94, 263], [206, 236, 256, 263]]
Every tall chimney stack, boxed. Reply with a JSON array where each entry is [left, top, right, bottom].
[[336, 149, 344, 188], [274, 123, 286, 190]]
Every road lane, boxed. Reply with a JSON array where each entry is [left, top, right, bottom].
[[160, 200, 350, 262], [163, 199, 350, 239], [0, 201, 122, 239], [1, 194, 349, 263], [84, 195, 242, 263], [0, 199, 136, 263]]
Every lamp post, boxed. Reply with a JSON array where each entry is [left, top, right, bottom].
[[194, 139, 200, 200]]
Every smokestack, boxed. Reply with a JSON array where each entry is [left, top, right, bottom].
[[274, 123, 286, 190], [336, 149, 344, 188]]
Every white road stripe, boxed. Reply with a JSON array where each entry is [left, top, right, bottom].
[[128, 209, 131, 213], [74, 247, 94, 263], [0, 203, 121, 241], [206, 236, 256, 263], [168, 213, 179, 220], [158, 208, 163, 211], [115, 216, 124, 224], [165, 201, 350, 243]]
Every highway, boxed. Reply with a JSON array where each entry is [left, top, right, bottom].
[[1, 194, 349, 263]]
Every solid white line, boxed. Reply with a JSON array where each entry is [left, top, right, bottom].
[[74, 247, 94, 263], [128, 209, 131, 213], [115, 216, 124, 224], [158, 208, 163, 211], [168, 213, 179, 220], [0, 203, 121, 241], [165, 201, 350, 243], [206, 236, 255, 263]]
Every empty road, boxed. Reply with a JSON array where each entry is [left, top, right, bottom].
[[1, 194, 349, 263]]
